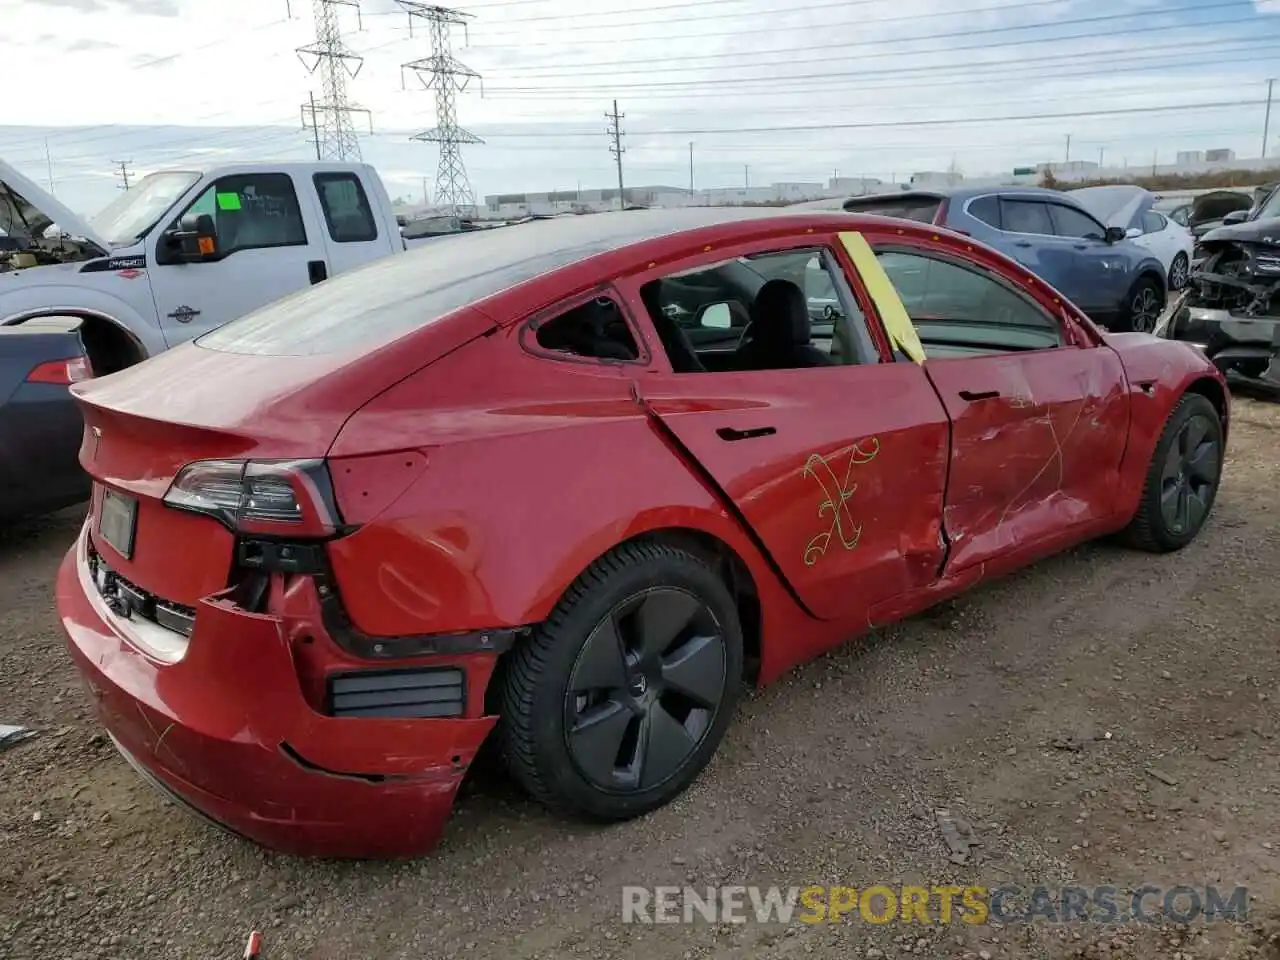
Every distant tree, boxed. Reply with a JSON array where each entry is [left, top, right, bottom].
[[1039, 168, 1060, 189]]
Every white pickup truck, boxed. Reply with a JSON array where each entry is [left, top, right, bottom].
[[0, 157, 414, 374]]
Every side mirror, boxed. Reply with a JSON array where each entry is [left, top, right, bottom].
[[160, 213, 218, 263], [1104, 226, 1127, 243], [1124, 226, 1142, 239], [1222, 209, 1249, 226], [698, 302, 733, 329]]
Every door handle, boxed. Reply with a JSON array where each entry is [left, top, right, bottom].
[[958, 389, 1000, 402], [716, 426, 776, 442], [307, 260, 329, 284], [1013, 241, 1033, 248]]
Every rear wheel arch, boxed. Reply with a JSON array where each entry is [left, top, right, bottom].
[[486, 524, 764, 721]]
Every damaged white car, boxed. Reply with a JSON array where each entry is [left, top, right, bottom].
[[1071, 184, 1196, 292], [1, 156, 409, 374]]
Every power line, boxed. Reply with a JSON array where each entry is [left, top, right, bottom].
[[297, 0, 372, 161], [473, 1, 1266, 83], [470, 0, 1074, 35], [398, 2, 483, 215], [480, 37, 1280, 102], [606, 100, 626, 209]]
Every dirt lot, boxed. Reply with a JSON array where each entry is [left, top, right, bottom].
[[2, 398, 1278, 960]]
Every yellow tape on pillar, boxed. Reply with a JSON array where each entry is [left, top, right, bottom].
[[838, 231, 927, 365]]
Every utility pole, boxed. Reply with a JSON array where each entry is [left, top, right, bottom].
[[1098, 146, 1105, 168], [44, 138, 54, 195], [113, 160, 132, 191], [307, 92, 322, 160], [606, 99, 625, 209], [688, 141, 694, 195], [297, 0, 372, 161], [1065, 133, 1071, 162], [1264, 78, 1276, 159], [399, 2, 483, 216], [744, 165, 749, 188], [1152, 149, 1158, 177]]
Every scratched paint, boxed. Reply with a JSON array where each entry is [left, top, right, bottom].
[[802, 437, 881, 566]]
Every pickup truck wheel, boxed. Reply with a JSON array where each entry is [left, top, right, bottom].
[[1122, 276, 1165, 334], [1121, 393, 1223, 552], [498, 541, 743, 822]]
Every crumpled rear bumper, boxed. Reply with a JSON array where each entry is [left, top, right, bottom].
[[57, 523, 496, 859]]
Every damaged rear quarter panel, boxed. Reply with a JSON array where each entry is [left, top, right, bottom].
[[1102, 333, 1229, 522], [325, 326, 804, 643]]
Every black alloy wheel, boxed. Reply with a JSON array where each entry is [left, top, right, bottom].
[[1158, 410, 1221, 539], [499, 541, 744, 821], [565, 588, 726, 793], [1128, 279, 1164, 334], [1122, 393, 1224, 552]]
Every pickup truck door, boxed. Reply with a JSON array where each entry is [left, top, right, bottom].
[[306, 170, 398, 277], [145, 170, 333, 343]]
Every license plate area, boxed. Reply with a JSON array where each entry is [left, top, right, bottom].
[[98, 487, 138, 559]]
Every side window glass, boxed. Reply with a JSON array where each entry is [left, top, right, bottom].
[[967, 195, 1001, 228], [875, 248, 1061, 354], [638, 246, 873, 372], [314, 173, 378, 243], [532, 296, 640, 362], [1142, 211, 1165, 234], [999, 199, 1054, 235], [168, 173, 307, 256], [1047, 203, 1106, 240]]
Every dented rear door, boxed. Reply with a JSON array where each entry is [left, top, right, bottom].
[[618, 234, 951, 623]]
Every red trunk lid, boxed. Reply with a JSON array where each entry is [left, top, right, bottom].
[[73, 307, 492, 605]]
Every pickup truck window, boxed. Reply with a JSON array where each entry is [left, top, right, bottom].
[[92, 170, 201, 245], [313, 172, 378, 243], [170, 173, 307, 256]]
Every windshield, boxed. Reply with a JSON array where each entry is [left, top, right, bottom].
[[90, 170, 201, 245], [1255, 187, 1280, 221]]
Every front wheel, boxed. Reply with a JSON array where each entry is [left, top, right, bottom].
[[1121, 393, 1224, 552], [1122, 276, 1165, 334], [498, 541, 744, 822], [1169, 252, 1190, 291]]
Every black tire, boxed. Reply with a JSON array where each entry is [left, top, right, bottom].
[[498, 541, 744, 821], [1169, 252, 1190, 291], [1121, 275, 1165, 333], [1121, 393, 1224, 553]]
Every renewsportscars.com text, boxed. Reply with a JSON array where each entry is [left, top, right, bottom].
[[621, 884, 1249, 925]]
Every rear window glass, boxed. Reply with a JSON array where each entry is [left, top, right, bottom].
[[196, 225, 631, 357], [841, 197, 941, 222]]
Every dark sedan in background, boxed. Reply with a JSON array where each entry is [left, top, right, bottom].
[[0, 316, 92, 521]]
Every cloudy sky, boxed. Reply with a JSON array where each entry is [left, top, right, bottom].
[[1, 0, 1278, 213]]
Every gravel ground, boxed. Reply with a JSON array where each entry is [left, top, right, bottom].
[[1, 398, 1278, 960]]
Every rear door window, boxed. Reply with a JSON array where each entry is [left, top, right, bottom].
[[313, 172, 378, 243], [1141, 211, 1167, 234], [967, 195, 1001, 228], [999, 199, 1054, 236]]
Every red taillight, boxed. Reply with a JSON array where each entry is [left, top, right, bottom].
[[162, 459, 341, 537], [26, 356, 92, 384]]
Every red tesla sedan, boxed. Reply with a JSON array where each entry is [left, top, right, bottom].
[[57, 208, 1228, 858]]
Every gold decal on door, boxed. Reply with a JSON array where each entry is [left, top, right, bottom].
[[802, 437, 881, 567]]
